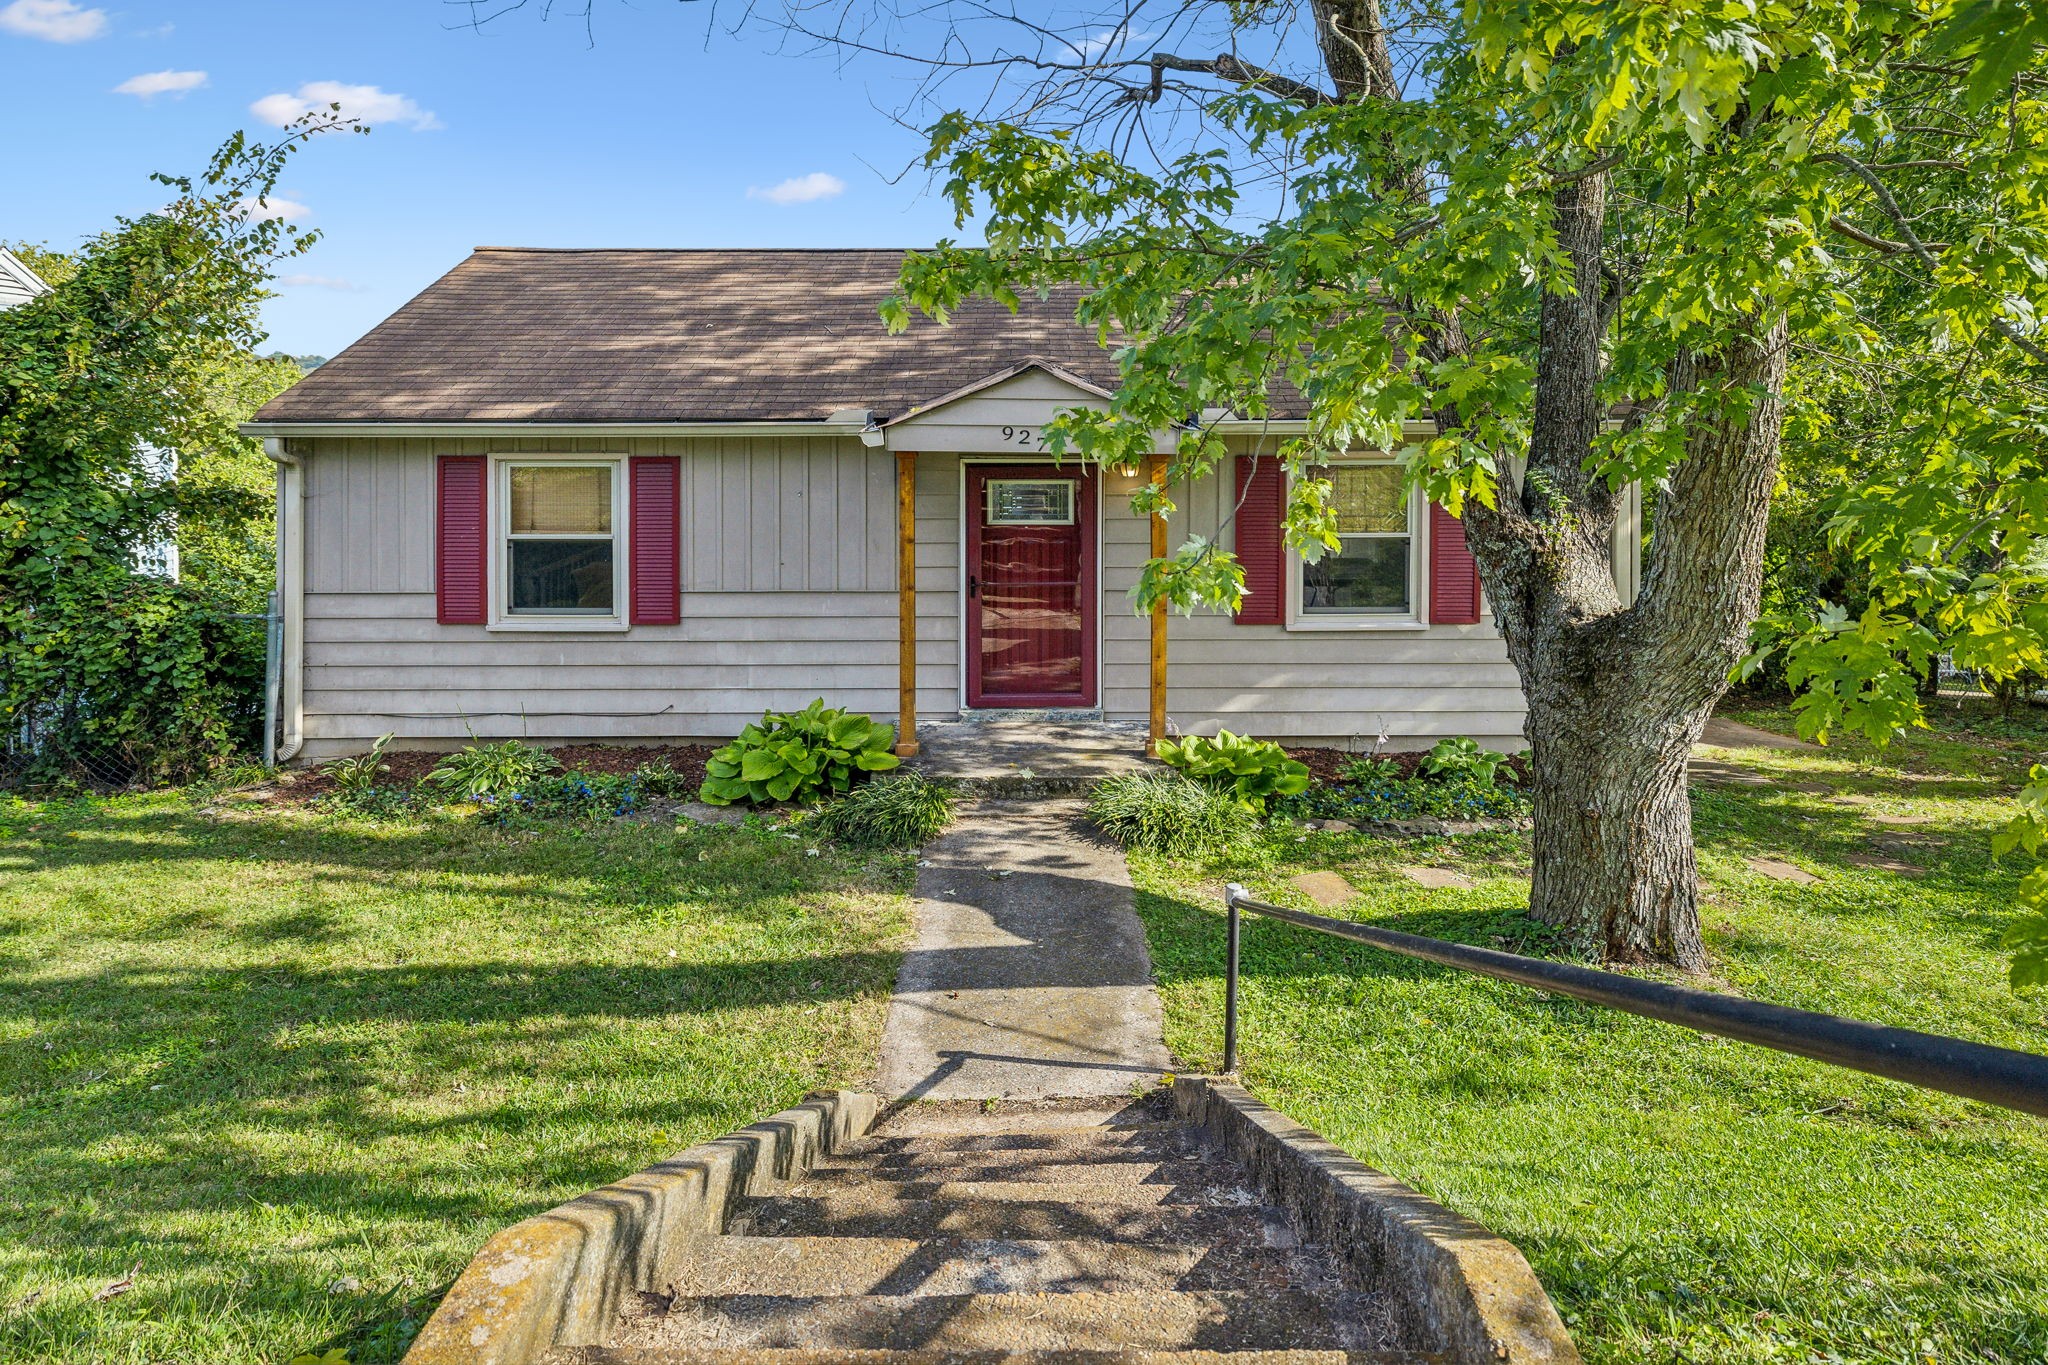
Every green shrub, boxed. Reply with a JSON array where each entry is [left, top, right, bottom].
[[810, 770, 955, 848], [697, 700, 900, 806], [1157, 729, 1311, 810], [426, 738, 560, 801], [1419, 736, 1516, 788], [1088, 771, 1257, 857]]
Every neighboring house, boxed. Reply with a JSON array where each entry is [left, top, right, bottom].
[[0, 246, 49, 310], [243, 248, 1641, 762]]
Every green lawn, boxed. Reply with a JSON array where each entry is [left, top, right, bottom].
[[0, 791, 911, 1364], [1133, 708, 2048, 1365]]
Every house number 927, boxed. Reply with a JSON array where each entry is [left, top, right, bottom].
[[999, 426, 1039, 446]]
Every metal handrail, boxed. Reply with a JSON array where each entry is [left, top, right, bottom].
[[1220, 884, 2048, 1118]]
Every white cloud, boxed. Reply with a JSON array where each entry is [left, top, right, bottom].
[[1073, 27, 1155, 59], [250, 81, 441, 132], [277, 273, 362, 291], [114, 69, 207, 99], [236, 195, 311, 223], [746, 172, 846, 206], [0, 0, 108, 42]]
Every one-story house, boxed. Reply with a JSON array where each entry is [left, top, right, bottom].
[[245, 247, 1641, 762]]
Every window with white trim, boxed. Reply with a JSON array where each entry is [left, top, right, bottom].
[[1301, 462, 1413, 615], [502, 461, 623, 617]]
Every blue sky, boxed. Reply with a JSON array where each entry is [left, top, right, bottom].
[[2, 0, 971, 355]]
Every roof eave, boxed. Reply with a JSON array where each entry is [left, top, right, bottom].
[[238, 417, 875, 441]]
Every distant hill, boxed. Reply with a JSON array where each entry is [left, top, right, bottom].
[[264, 352, 328, 374]]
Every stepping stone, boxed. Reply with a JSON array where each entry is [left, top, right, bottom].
[[1869, 813, 1932, 826], [1745, 856, 1818, 884], [1844, 852, 1925, 878], [1289, 871, 1355, 907], [1398, 866, 1474, 890]]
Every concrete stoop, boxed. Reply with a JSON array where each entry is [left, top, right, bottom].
[[404, 1082, 1579, 1365], [906, 718, 1156, 798]]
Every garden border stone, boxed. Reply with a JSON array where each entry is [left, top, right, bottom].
[[403, 1090, 881, 1364], [1171, 1076, 1580, 1364]]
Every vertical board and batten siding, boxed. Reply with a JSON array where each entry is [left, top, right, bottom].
[[297, 434, 900, 758]]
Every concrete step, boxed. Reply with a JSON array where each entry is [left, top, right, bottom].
[[870, 1104, 1163, 1138], [544, 1342, 1449, 1358], [612, 1289, 1360, 1353], [837, 1146, 1212, 1175], [732, 1188, 1289, 1243], [813, 1157, 1241, 1187], [856, 1125, 1202, 1159], [662, 1236, 1324, 1297], [548, 1349, 1447, 1363], [785, 1176, 1253, 1209]]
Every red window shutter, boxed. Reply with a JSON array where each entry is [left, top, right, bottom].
[[629, 456, 682, 626], [1233, 455, 1285, 625], [1428, 501, 1482, 625], [436, 455, 488, 625]]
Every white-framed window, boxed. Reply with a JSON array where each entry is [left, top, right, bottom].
[[495, 458, 626, 627], [1289, 459, 1426, 630]]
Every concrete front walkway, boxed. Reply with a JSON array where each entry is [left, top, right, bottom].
[[876, 800, 1175, 1101]]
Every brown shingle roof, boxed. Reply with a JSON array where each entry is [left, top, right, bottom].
[[255, 247, 1151, 425]]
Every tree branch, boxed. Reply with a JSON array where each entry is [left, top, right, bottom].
[[1818, 150, 2048, 364], [1142, 52, 1336, 107]]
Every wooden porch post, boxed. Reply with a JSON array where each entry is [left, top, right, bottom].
[[895, 450, 920, 758], [1148, 454, 1169, 757]]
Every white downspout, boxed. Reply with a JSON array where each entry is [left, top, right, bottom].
[[263, 439, 306, 762]]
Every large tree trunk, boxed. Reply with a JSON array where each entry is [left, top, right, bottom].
[[1524, 685, 1706, 967], [1458, 166, 1790, 969]]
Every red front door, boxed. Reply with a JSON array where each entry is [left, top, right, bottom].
[[966, 464, 1098, 708]]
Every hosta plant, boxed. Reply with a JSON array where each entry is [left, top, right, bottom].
[[1419, 737, 1515, 790], [1157, 729, 1310, 810], [426, 738, 560, 801], [697, 700, 900, 806], [324, 732, 395, 795]]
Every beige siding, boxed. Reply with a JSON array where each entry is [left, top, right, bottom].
[[296, 434, 901, 757], [294, 430, 1533, 759], [1095, 464, 1527, 751], [890, 368, 1108, 453]]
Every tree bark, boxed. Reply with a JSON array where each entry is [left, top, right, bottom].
[[1458, 165, 1790, 969]]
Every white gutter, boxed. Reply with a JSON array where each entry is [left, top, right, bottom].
[[263, 439, 306, 763]]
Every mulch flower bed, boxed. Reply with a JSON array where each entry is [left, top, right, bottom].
[[276, 743, 716, 805], [1284, 746, 1532, 785]]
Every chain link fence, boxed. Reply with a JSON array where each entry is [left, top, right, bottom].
[[1932, 653, 2047, 709], [2, 703, 154, 794]]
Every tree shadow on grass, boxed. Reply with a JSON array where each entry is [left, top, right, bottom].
[[0, 802, 911, 1364], [0, 949, 904, 1362]]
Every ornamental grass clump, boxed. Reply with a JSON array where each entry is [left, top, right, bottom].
[[810, 770, 955, 848], [1088, 771, 1256, 858]]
